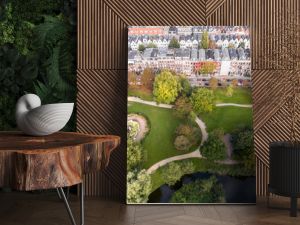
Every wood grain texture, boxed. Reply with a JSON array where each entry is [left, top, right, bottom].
[[77, 0, 300, 199], [0, 132, 120, 191]]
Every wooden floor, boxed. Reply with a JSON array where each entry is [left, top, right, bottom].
[[0, 192, 300, 225]]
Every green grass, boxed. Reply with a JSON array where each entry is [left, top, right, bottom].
[[214, 87, 252, 104], [128, 86, 153, 101], [128, 102, 199, 168], [200, 106, 253, 133]]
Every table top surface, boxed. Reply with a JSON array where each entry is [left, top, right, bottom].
[[0, 131, 120, 152]]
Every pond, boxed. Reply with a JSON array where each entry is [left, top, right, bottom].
[[148, 172, 256, 203]]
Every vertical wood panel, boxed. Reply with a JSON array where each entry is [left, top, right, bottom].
[[78, 0, 300, 200]]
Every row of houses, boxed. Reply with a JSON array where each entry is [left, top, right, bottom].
[[128, 26, 250, 36], [128, 48, 250, 63], [129, 35, 250, 50]]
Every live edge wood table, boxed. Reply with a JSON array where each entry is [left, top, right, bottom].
[[0, 131, 120, 225]]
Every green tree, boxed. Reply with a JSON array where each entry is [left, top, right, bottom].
[[147, 42, 157, 48], [173, 96, 193, 119], [0, 3, 34, 55], [162, 161, 195, 186], [153, 70, 181, 104], [127, 169, 152, 203], [191, 88, 215, 114], [171, 176, 225, 203], [232, 130, 254, 160], [128, 71, 137, 85], [199, 62, 217, 74], [201, 131, 226, 160], [175, 124, 201, 146], [201, 31, 209, 49], [232, 130, 255, 172], [141, 67, 155, 89], [168, 36, 180, 49], [138, 44, 146, 52], [127, 139, 143, 170], [225, 84, 234, 97], [179, 76, 192, 96], [209, 77, 218, 90], [174, 135, 191, 151]]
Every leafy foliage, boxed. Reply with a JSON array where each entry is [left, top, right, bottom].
[[179, 76, 192, 97], [173, 96, 193, 119], [128, 71, 137, 85], [127, 169, 152, 203], [201, 130, 226, 161], [191, 88, 215, 114], [232, 129, 255, 172], [0, 95, 16, 130], [0, 3, 34, 54], [33, 15, 76, 104], [141, 67, 155, 90], [171, 176, 225, 203], [168, 37, 180, 49], [0, 44, 37, 96], [174, 135, 191, 151], [138, 44, 146, 52], [198, 62, 217, 74], [162, 161, 195, 186], [201, 31, 209, 49], [127, 138, 143, 170], [175, 124, 201, 146], [147, 42, 157, 48], [153, 70, 182, 104]]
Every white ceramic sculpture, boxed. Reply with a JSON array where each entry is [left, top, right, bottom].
[[16, 94, 74, 136]]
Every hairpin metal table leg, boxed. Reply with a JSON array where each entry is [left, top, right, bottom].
[[56, 183, 84, 225]]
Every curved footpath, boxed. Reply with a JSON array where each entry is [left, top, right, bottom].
[[128, 96, 252, 174], [146, 149, 203, 174], [216, 103, 252, 108]]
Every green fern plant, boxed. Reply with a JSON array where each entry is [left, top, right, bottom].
[[33, 15, 76, 131], [33, 15, 76, 104]]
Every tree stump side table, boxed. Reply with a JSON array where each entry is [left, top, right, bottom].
[[0, 131, 120, 225]]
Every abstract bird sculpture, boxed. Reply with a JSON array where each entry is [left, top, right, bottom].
[[16, 94, 74, 136]]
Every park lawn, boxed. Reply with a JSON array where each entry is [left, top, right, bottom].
[[214, 87, 252, 104], [200, 106, 253, 133], [128, 102, 199, 169], [128, 85, 153, 101]]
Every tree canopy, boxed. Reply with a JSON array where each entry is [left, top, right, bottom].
[[173, 96, 193, 119], [201, 31, 209, 49], [162, 161, 195, 186], [141, 67, 155, 90], [171, 176, 225, 203], [201, 130, 226, 161], [168, 36, 180, 49], [127, 169, 152, 203], [127, 138, 143, 170], [191, 88, 215, 114], [138, 44, 146, 52], [153, 70, 181, 104]]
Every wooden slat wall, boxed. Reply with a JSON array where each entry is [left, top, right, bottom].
[[77, 0, 300, 200]]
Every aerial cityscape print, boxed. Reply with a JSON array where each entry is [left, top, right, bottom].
[[127, 26, 255, 204]]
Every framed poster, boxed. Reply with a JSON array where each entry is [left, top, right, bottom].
[[127, 26, 255, 204]]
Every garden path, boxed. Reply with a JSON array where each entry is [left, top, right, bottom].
[[216, 103, 252, 108], [146, 149, 203, 174]]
